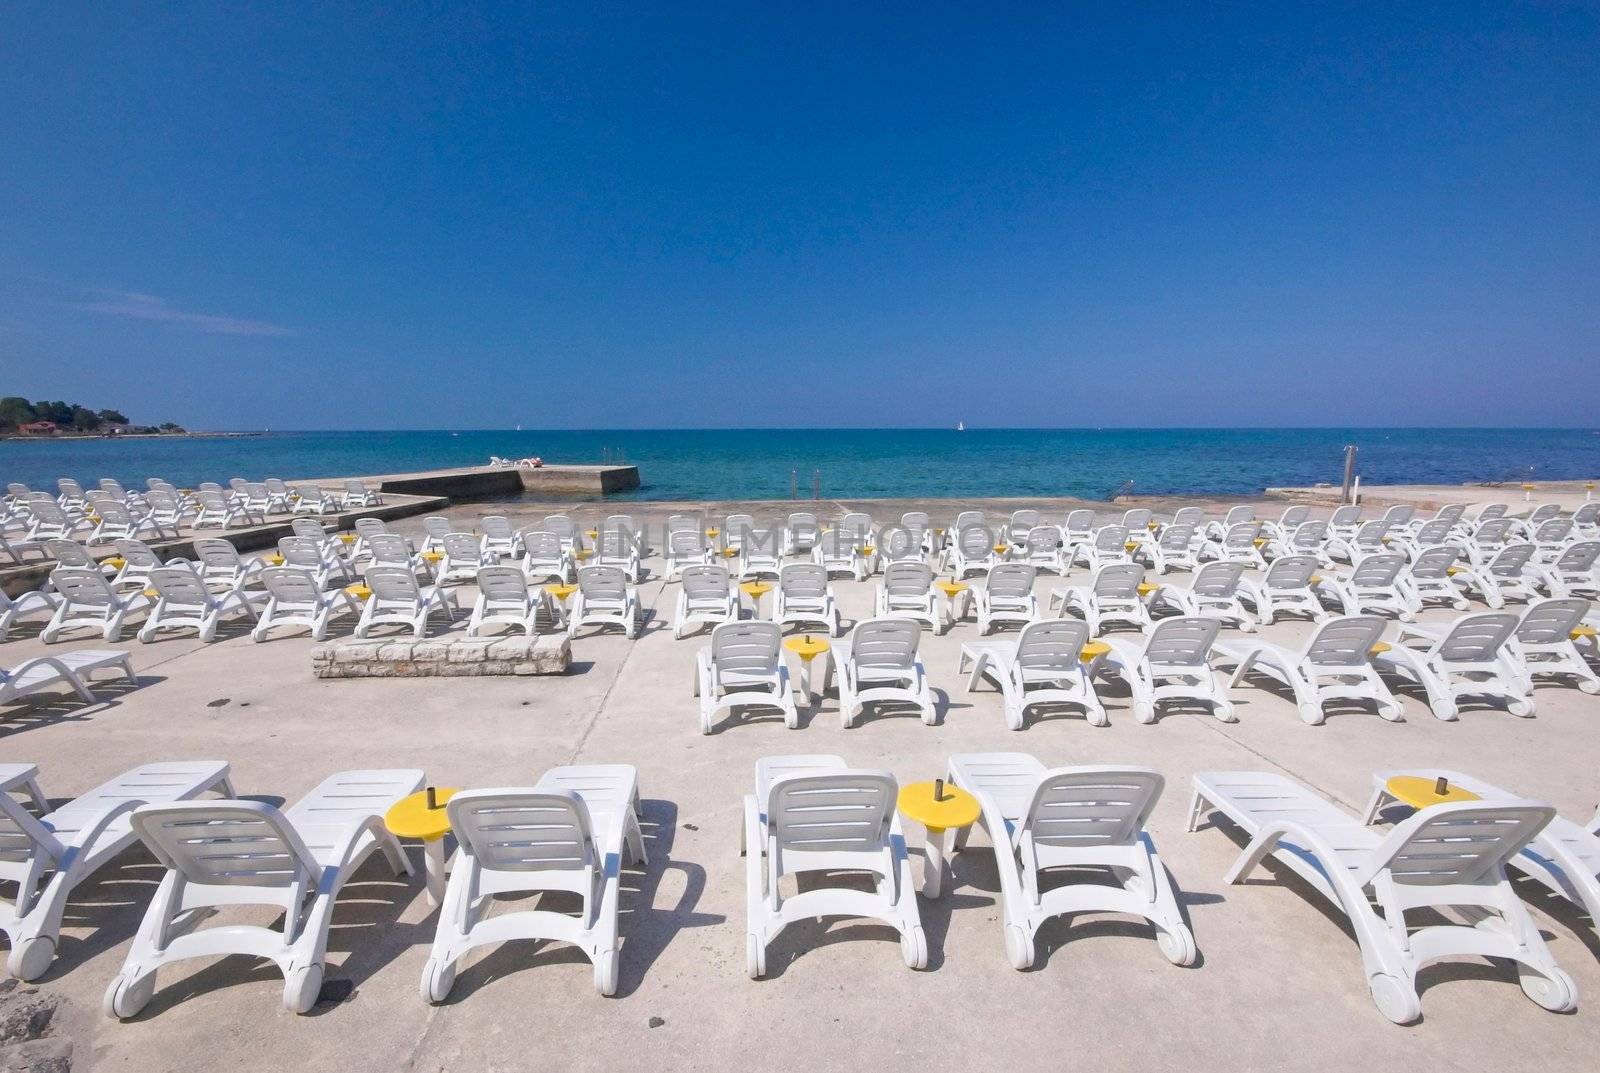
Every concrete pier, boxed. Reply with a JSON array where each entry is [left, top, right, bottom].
[[363, 463, 640, 499]]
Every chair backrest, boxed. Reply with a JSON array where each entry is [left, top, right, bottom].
[[265, 478, 290, 494], [198, 482, 224, 495], [883, 561, 933, 596], [1351, 520, 1392, 547], [957, 525, 992, 557], [1379, 505, 1415, 526], [1289, 520, 1328, 548], [724, 514, 755, 543], [197, 490, 230, 512], [578, 565, 629, 600], [1143, 616, 1221, 666], [1329, 504, 1362, 527], [1487, 543, 1536, 576], [1190, 561, 1245, 597], [479, 515, 513, 540], [1264, 555, 1318, 589], [1554, 540, 1600, 572], [1478, 503, 1508, 522], [1276, 505, 1310, 529], [1529, 504, 1561, 523], [1120, 508, 1152, 530], [1435, 503, 1466, 524], [954, 510, 984, 531], [1010, 509, 1040, 533], [113, 538, 161, 568], [366, 534, 415, 565], [1094, 525, 1128, 552], [1093, 562, 1144, 598], [46, 538, 94, 567], [881, 527, 921, 560], [1223, 521, 1262, 548], [1304, 616, 1387, 667], [144, 490, 180, 515], [194, 537, 244, 573], [847, 617, 921, 669], [58, 478, 84, 498], [1023, 767, 1163, 849], [50, 566, 116, 605], [1515, 598, 1590, 645], [1223, 505, 1254, 527], [520, 528, 562, 559], [475, 564, 529, 603], [150, 564, 214, 606], [669, 529, 706, 556], [840, 512, 872, 537], [1374, 800, 1555, 887], [366, 564, 424, 601], [1349, 552, 1406, 587], [1573, 502, 1600, 526], [1171, 507, 1204, 528], [598, 527, 636, 558], [354, 517, 387, 539], [665, 514, 699, 535], [278, 535, 326, 568], [788, 511, 817, 530], [986, 562, 1036, 598], [900, 511, 930, 529], [1158, 523, 1195, 551], [96, 501, 134, 525], [442, 532, 481, 558], [819, 528, 858, 556], [1026, 525, 1061, 553], [259, 566, 322, 603], [1064, 509, 1096, 535], [711, 620, 782, 675], [449, 790, 597, 874], [1475, 517, 1515, 544], [1435, 612, 1519, 663], [780, 563, 828, 598], [1534, 518, 1573, 543], [542, 515, 576, 542], [768, 772, 897, 855], [1014, 618, 1091, 672], [131, 801, 317, 888], [1409, 545, 1459, 579], [681, 564, 730, 599], [32, 502, 71, 526], [290, 517, 326, 540], [422, 516, 454, 539], [1412, 518, 1454, 547]]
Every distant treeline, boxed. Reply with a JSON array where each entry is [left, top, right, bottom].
[[0, 396, 185, 434]]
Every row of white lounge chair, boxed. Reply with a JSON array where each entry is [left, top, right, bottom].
[[6, 755, 1599, 1026]]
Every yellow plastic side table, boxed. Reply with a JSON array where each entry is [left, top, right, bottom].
[[897, 781, 981, 898], [1079, 640, 1112, 663], [385, 788, 459, 905], [783, 634, 831, 700], [740, 580, 773, 617], [1382, 774, 1480, 810], [545, 582, 578, 627]]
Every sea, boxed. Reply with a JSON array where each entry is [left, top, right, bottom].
[[3, 428, 1597, 503]]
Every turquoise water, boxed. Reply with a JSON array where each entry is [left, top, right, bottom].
[[3, 429, 1597, 502]]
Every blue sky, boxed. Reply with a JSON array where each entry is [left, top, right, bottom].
[[2, 3, 1596, 429]]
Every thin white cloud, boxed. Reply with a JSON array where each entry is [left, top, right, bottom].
[[68, 289, 296, 337]]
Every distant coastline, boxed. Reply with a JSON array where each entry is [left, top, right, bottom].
[[0, 430, 263, 442]]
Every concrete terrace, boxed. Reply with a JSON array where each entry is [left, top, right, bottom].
[[3, 494, 1599, 1072]]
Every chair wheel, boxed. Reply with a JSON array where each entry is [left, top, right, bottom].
[[1369, 973, 1421, 1024], [1156, 927, 1197, 967], [1298, 704, 1325, 726], [283, 963, 323, 1014], [6, 935, 55, 982], [594, 949, 619, 996], [1135, 703, 1156, 725], [1005, 925, 1034, 970], [1520, 965, 1577, 1012], [901, 925, 928, 970], [746, 933, 766, 980], [421, 957, 457, 1004], [104, 971, 156, 1020]]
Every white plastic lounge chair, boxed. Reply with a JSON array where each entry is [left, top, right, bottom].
[[1213, 615, 1402, 725], [289, 485, 337, 516], [784, 512, 819, 556], [1512, 503, 1563, 541], [1139, 523, 1199, 574], [829, 617, 936, 727], [605, 514, 648, 555], [1074, 525, 1134, 571], [1, 650, 134, 707], [436, 532, 492, 585], [1188, 770, 1573, 1024], [738, 528, 783, 582], [1200, 521, 1267, 569], [341, 480, 381, 508], [1372, 612, 1531, 720], [467, 565, 554, 637], [1147, 561, 1255, 631], [957, 619, 1107, 728], [694, 621, 797, 733], [1450, 543, 1538, 609], [1502, 598, 1600, 696], [1529, 518, 1577, 563], [1260, 505, 1310, 543], [479, 515, 517, 560], [1203, 505, 1254, 543], [517, 528, 571, 584], [106, 539, 162, 591], [241, 483, 275, 518], [813, 527, 865, 581], [1262, 519, 1332, 564], [261, 479, 294, 513], [1462, 517, 1517, 568], [570, 565, 641, 639], [354, 565, 459, 639], [1098, 617, 1234, 724], [1528, 540, 1600, 599], [1316, 552, 1414, 621], [1325, 503, 1363, 542], [1400, 546, 1470, 611], [1389, 517, 1456, 562], [106, 769, 421, 1016], [1019, 525, 1068, 575], [974, 563, 1038, 635], [290, 516, 335, 550], [877, 525, 924, 568], [420, 515, 454, 553], [193, 489, 262, 529], [873, 561, 940, 633], [1362, 768, 1600, 946], [421, 765, 646, 999], [946, 525, 999, 579], [946, 754, 1194, 969], [0, 587, 60, 637], [593, 528, 642, 584], [774, 563, 840, 636], [1008, 509, 1041, 545], [673, 564, 738, 639], [0, 761, 233, 981], [279, 535, 355, 589], [722, 513, 755, 554], [25, 502, 90, 542], [252, 567, 362, 641], [40, 567, 153, 642], [663, 528, 711, 582], [742, 756, 925, 977], [1052, 563, 1151, 635], [42, 538, 102, 573], [88, 501, 175, 545], [0, 527, 46, 565], [139, 565, 259, 643], [1063, 509, 1096, 547], [192, 537, 263, 593], [1237, 555, 1333, 625]]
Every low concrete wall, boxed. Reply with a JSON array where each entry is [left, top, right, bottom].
[[369, 464, 639, 500], [311, 633, 570, 678]]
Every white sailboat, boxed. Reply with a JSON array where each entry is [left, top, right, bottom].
[[957, 420, 965, 431]]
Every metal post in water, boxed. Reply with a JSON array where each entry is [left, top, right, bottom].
[[790, 469, 798, 500], [812, 469, 821, 500], [1340, 445, 1358, 504]]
